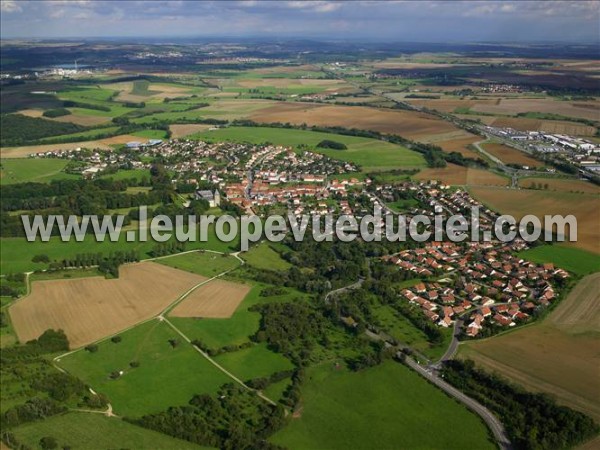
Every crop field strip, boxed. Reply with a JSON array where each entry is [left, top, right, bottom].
[[8, 262, 208, 348], [459, 273, 600, 421]]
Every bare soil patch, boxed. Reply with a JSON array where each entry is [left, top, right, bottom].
[[169, 279, 251, 319], [483, 143, 540, 167], [9, 262, 206, 348]]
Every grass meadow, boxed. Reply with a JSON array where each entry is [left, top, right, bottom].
[[157, 250, 241, 277], [58, 320, 231, 417], [168, 284, 303, 350], [190, 126, 426, 172], [241, 243, 291, 271], [518, 244, 600, 276], [372, 305, 452, 361], [0, 224, 240, 274], [11, 413, 207, 450], [270, 361, 496, 450], [0, 158, 78, 185], [213, 343, 294, 381]]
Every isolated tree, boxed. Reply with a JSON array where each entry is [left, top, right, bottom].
[[39, 436, 58, 450], [32, 254, 50, 263]]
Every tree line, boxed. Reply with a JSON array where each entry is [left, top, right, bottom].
[[442, 359, 598, 450]]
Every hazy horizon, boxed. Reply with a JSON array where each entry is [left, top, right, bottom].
[[1, 0, 599, 44]]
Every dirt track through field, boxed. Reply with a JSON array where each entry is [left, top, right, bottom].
[[9, 262, 207, 348]]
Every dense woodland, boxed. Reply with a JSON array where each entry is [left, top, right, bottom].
[[0, 114, 85, 146]]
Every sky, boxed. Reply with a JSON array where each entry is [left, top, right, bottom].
[[1, 0, 599, 43]]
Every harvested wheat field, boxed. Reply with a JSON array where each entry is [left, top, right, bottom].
[[402, 98, 497, 114], [169, 279, 251, 319], [251, 103, 460, 140], [251, 64, 320, 75], [9, 262, 206, 348], [415, 164, 508, 187], [436, 136, 481, 159], [521, 177, 600, 194], [547, 273, 600, 333], [483, 143, 540, 167], [459, 273, 600, 421], [14, 109, 110, 126], [491, 117, 597, 136], [469, 186, 600, 254], [51, 114, 111, 127], [14, 109, 44, 118], [471, 98, 600, 121], [236, 78, 348, 91], [170, 124, 212, 138]]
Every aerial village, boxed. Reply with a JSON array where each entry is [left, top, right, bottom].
[[30, 138, 569, 339]]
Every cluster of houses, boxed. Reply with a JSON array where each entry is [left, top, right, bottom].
[[392, 240, 567, 338], [32, 138, 366, 216]]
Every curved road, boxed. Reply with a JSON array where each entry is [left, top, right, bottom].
[[405, 357, 512, 450]]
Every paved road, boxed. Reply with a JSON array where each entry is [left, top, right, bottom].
[[324, 278, 364, 303], [436, 317, 464, 363], [405, 357, 512, 450]]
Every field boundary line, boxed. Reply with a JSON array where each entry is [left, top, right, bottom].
[[161, 315, 277, 406], [53, 251, 242, 362], [51, 250, 278, 415]]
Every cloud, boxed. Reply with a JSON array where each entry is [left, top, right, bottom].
[[0, 0, 598, 42], [1, 0, 22, 13], [285, 1, 342, 13]]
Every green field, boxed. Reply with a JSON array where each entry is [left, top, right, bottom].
[[270, 361, 495, 450], [39, 126, 119, 142], [372, 305, 451, 361], [132, 129, 169, 139], [11, 413, 208, 450], [213, 343, 294, 381], [168, 284, 303, 349], [157, 250, 241, 277], [131, 80, 154, 96], [518, 244, 600, 275], [0, 224, 240, 274], [58, 320, 231, 417], [263, 377, 292, 403], [190, 126, 426, 172], [0, 158, 77, 185], [241, 243, 291, 271]]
